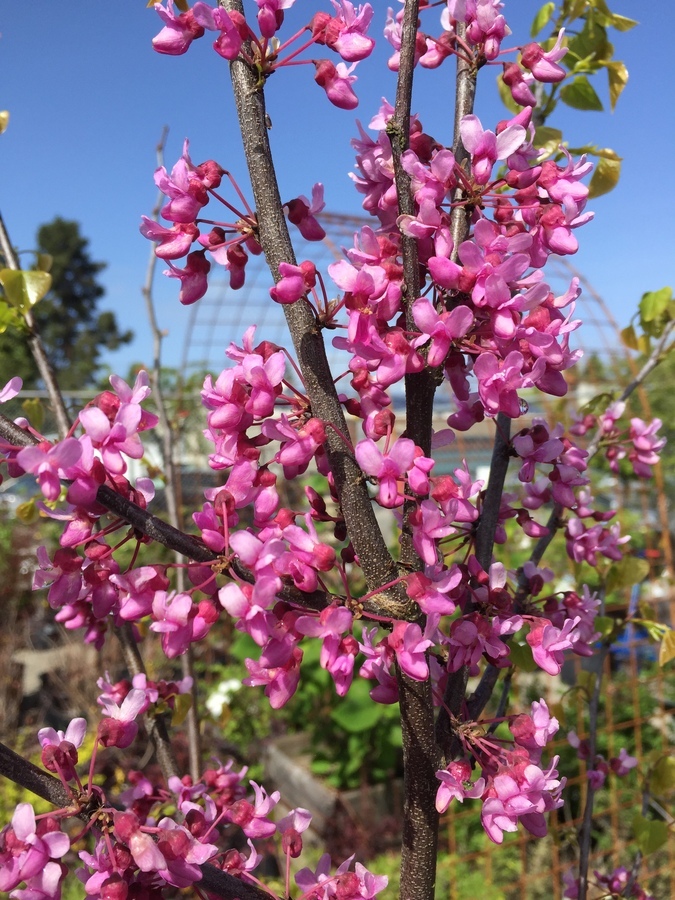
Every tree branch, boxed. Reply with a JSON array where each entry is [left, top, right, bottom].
[[222, 0, 407, 614]]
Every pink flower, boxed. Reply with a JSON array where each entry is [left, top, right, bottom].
[[436, 760, 486, 813], [410, 499, 455, 565], [610, 747, 638, 777], [269, 260, 317, 304], [227, 781, 280, 838], [412, 298, 473, 367], [388, 619, 436, 681], [16, 438, 82, 501], [521, 30, 567, 83], [355, 436, 428, 508], [526, 616, 580, 675], [97, 687, 148, 748], [0, 377, 22, 403], [0, 804, 69, 892], [114, 811, 166, 873], [164, 250, 210, 305], [244, 645, 303, 708], [311, 2, 375, 62], [139, 217, 199, 259], [460, 114, 526, 185], [629, 417, 665, 477], [510, 700, 559, 761], [277, 807, 312, 858], [192, 2, 244, 60], [481, 759, 564, 844], [155, 819, 218, 887], [314, 59, 359, 110], [38, 717, 87, 781], [150, 591, 193, 658], [152, 1, 205, 55], [286, 183, 326, 240]]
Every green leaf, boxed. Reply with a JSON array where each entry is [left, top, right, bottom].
[[0, 111, 9, 135], [563, 0, 590, 25], [566, 19, 610, 68], [228, 633, 261, 662], [606, 60, 629, 111], [620, 324, 638, 350], [532, 126, 563, 156], [633, 813, 669, 855], [531, 2, 555, 36], [0, 302, 25, 333], [331, 692, 384, 733], [508, 642, 537, 672], [579, 391, 616, 415], [171, 693, 192, 726], [590, 146, 622, 160], [633, 618, 668, 643], [650, 756, 675, 793], [35, 253, 53, 273], [659, 628, 675, 666], [560, 76, 604, 111], [639, 287, 673, 324], [17, 499, 38, 524], [610, 14, 639, 32], [594, 616, 615, 639], [588, 155, 621, 197], [606, 556, 649, 593], [0, 269, 52, 313]]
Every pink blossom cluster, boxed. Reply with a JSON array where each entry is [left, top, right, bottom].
[[571, 400, 666, 478], [567, 731, 638, 790], [0, 0, 647, 866], [141, 140, 330, 301], [152, 0, 376, 110], [435, 699, 565, 844], [563, 865, 653, 899], [1, 711, 387, 900]]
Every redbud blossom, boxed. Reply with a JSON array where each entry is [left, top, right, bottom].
[[521, 29, 567, 83], [314, 59, 359, 110], [152, 2, 205, 55]]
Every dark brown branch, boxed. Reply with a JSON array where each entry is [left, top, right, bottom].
[[222, 0, 407, 616], [474, 412, 512, 571], [450, 23, 478, 258], [386, 5, 441, 899], [396, 665, 440, 900], [387, 0, 440, 574]]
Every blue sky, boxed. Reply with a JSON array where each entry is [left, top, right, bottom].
[[1, 2, 672, 380]]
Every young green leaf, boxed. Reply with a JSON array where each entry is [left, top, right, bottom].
[[588, 155, 621, 197], [560, 76, 604, 111], [0, 268, 52, 313], [531, 2, 555, 37]]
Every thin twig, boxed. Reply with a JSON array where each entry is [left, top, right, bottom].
[[141, 126, 202, 780], [117, 623, 179, 782], [577, 591, 608, 900]]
